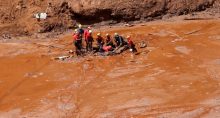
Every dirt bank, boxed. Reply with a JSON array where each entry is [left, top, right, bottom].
[[0, 0, 219, 36], [0, 19, 220, 117]]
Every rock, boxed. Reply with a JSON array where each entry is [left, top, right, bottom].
[[140, 41, 147, 48]]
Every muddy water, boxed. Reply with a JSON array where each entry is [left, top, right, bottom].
[[0, 20, 220, 117]]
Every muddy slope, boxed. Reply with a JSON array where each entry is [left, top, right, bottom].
[[0, 0, 219, 35]]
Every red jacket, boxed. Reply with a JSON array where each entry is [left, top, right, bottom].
[[84, 30, 89, 41], [127, 38, 134, 46], [86, 33, 93, 42], [73, 34, 80, 41]]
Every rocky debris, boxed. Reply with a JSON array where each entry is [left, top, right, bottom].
[[53, 55, 71, 61], [1, 34, 12, 40], [139, 41, 147, 48]]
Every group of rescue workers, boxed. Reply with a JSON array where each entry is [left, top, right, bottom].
[[72, 24, 137, 56]]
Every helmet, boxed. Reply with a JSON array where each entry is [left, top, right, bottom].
[[97, 33, 101, 36], [88, 26, 91, 29], [106, 33, 110, 36], [114, 33, 118, 36], [74, 29, 78, 34], [127, 35, 131, 39], [78, 24, 82, 28], [89, 30, 92, 33]]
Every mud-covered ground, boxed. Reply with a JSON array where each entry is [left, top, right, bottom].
[[0, 19, 220, 117]]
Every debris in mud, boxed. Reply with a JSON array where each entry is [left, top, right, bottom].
[[34, 13, 48, 20], [53, 55, 71, 61], [1, 34, 12, 40], [124, 23, 134, 27], [139, 41, 147, 48], [175, 46, 191, 55], [24, 72, 44, 78]]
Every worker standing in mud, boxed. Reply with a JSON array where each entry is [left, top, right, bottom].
[[77, 24, 84, 47], [96, 33, 105, 52], [84, 27, 93, 51], [84, 26, 91, 40], [85, 30, 94, 52], [73, 32, 82, 55], [126, 36, 137, 53]]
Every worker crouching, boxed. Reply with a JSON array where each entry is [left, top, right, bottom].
[[126, 36, 137, 53], [113, 33, 128, 54], [96, 33, 105, 52]]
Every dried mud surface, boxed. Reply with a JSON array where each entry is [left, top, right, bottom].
[[0, 19, 220, 117]]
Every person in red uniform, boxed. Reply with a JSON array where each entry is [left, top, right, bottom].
[[73, 32, 82, 55], [84, 27, 93, 51], [84, 26, 91, 39], [85, 30, 94, 52], [101, 33, 114, 52], [96, 33, 105, 52], [126, 36, 137, 53]]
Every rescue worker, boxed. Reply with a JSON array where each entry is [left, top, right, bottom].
[[126, 36, 137, 53], [113, 33, 128, 54], [96, 33, 105, 52], [114, 33, 126, 47], [84, 26, 91, 39], [77, 24, 84, 47], [101, 33, 115, 52], [84, 27, 92, 51], [105, 33, 115, 48], [73, 32, 82, 55], [85, 30, 94, 52]]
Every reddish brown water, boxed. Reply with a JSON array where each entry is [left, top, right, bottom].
[[0, 20, 220, 117]]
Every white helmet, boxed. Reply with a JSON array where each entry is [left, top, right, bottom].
[[74, 29, 78, 33], [97, 33, 101, 36], [114, 33, 118, 36], [89, 30, 92, 33], [78, 24, 82, 28]]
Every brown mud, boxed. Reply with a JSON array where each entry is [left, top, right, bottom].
[[0, 19, 220, 117]]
